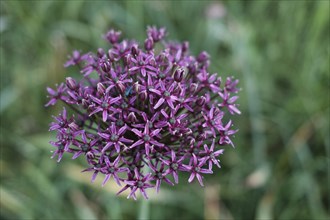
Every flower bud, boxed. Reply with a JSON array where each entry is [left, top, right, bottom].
[[183, 128, 192, 135], [174, 83, 182, 95], [127, 112, 137, 123], [190, 83, 198, 93], [182, 41, 189, 52], [174, 68, 184, 82], [188, 63, 197, 74], [144, 37, 154, 51], [124, 54, 132, 66], [202, 60, 210, 69], [105, 29, 121, 44], [139, 91, 147, 101], [66, 77, 77, 90], [197, 51, 210, 63], [81, 99, 88, 108], [97, 48, 105, 58], [197, 132, 207, 141], [108, 49, 115, 62], [158, 53, 167, 63], [149, 57, 156, 66], [69, 122, 79, 131], [117, 82, 125, 93], [100, 59, 111, 73], [72, 50, 81, 62], [134, 82, 141, 93], [86, 152, 95, 160], [197, 96, 206, 106], [188, 137, 196, 146], [97, 82, 106, 94], [131, 45, 139, 56], [213, 107, 221, 116], [147, 26, 166, 42]]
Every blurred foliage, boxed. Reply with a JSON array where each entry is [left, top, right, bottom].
[[0, 1, 329, 220]]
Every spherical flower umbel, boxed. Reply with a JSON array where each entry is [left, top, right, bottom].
[[46, 26, 241, 200]]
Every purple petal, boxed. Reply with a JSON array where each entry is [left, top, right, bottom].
[[192, 154, 198, 166], [140, 188, 149, 199], [56, 152, 64, 162], [115, 143, 120, 152], [47, 87, 56, 95], [117, 185, 129, 195], [130, 139, 144, 149], [110, 123, 116, 134], [161, 159, 170, 166], [141, 112, 148, 121], [129, 66, 140, 72], [163, 177, 174, 186], [224, 120, 232, 129], [181, 164, 191, 171], [229, 96, 239, 103], [113, 174, 122, 186], [72, 151, 82, 159], [228, 129, 238, 135], [170, 95, 179, 101], [102, 174, 112, 186], [161, 109, 169, 118], [154, 98, 165, 109], [102, 142, 113, 152], [214, 149, 224, 156], [110, 96, 121, 104], [173, 171, 179, 184], [118, 125, 127, 136], [209, 107, 214, 119], [166, 99, 175, 109], [102, 110, 108, 122], [171, 151, 176, 161], [98, 132, 110, 139], [49, 124, 61, 131], [229, 105, 241, 115], [203, 144, 209, 152], [62, 107, 67, 119], [145, 142, 150, 156], [89, 107, 102, 117], [81, 132, 87, 143], [147, 66, 158, 73], [200, 168, 213, 174], [118, 167, 128, 173], [188, 172, 196, 183], [91, 171, 98, 183], [105, 157, 111, 166], [149, 140, 164, 147], [159, 81, 166, 90], [144, 121, 150, 135], [183, 104, 194, 112], [124, 180, 136, 186], [156, 179, 161, 193], [89, 95, 102, 104], [149, 89, 162, 96], [150, 129, 161, 137], [196, 174, 204, 186], [141, 68, 146, 77], [119, 137, 133, 143], [45, 98, 57, 107], [131, 128, 143, 137], [128, 188, 138, 200]]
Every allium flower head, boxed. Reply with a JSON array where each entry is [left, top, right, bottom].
[[46, 26, 241, 200]]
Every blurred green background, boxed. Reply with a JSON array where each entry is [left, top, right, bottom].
[[1, 1, 329, 219]]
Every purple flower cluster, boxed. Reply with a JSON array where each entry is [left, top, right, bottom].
[[46, 26, 240, 200]]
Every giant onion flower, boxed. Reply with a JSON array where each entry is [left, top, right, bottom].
[[46, 26, 240, 200]]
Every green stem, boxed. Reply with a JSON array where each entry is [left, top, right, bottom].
[[138, 197, 150, 220], [138, 162, 150, 220]]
